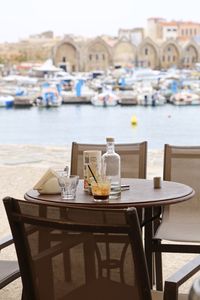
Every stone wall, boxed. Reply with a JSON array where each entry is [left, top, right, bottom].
[[53, 36, 200, 71], [0, 34, 200, 71]]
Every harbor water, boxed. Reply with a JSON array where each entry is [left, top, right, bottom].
[[0, 104, 200, 149]]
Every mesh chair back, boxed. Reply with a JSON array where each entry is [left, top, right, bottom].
[[155, 144, 200, 241], [4, 197, 152, 300], [70, 141, 147, 179]]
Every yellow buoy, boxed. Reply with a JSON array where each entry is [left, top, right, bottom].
[[131, 115, 137, 125]]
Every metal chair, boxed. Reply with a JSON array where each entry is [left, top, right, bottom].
[[70, 141, 147, 179], [4, 196, 199, 300], [70, 141, 147, 224], [153, 144, 200, 290]]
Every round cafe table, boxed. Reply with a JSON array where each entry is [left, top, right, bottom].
[[24, 178, 195, 286], [25, 178, 194, 208]]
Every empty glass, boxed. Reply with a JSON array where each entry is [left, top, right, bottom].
[[56, 171, 79, 200]]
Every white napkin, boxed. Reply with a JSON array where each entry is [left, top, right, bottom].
[[33, 168, 61, 194]]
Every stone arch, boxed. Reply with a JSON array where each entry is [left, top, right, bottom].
[[182, 41, 199, 68], [53, 39, 80, 72], [112, 40, 136, 67], [137, 38, 159, 69], [85, 37, 112, 71], [160, 40, 181, 69]]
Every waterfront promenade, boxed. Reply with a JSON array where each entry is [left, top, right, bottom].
[[0, 144, 198, 298]]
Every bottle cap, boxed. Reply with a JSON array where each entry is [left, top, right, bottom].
[[106, 137, 114, 142]]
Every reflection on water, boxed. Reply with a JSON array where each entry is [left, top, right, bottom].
[[0, 104, 200, 149]]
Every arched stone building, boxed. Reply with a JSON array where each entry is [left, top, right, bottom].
[[112, 39, 136, 67], [160, 39, 182, 69], [52, 37, 81, 72], [182, 40, 200, 68], [84, 37, 112, 71], [52, 35, 200, 71], [137, 37, 159, 69]]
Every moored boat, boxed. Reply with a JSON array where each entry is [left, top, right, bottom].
[[91, 91, 119, 106], [36, 83, 62, 107], [137, 91, 166, 106], [170, 92, 200, 105], [0, 95, 14, 108]]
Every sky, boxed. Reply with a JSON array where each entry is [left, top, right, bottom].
[[1, 0, 200, 43]]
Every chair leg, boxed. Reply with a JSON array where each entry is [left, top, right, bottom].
[[152, 207, 163, 290], [155, 241, 163, 291], [144, 207, 154, 287]]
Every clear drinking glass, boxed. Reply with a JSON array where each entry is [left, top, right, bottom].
[[56, 171, 79, 200]]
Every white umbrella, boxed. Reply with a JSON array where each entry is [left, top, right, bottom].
[[33, 59, 61, 72]]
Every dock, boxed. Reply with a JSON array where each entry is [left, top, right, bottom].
[[118, 97, 138, 105], [62, 96, 91, 104], [14, 95, 36, 107]]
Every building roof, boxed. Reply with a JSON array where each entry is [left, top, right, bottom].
[[101, 35, 118, 47], [160, 21, 178, 26], [178, 21, 200, 26], [148, 17, 166, 21], [159, 20, 200, 27]]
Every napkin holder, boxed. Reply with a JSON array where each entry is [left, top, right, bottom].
[[33, 168, 61, 194]]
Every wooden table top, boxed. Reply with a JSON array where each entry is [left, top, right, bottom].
[[24, 178, 195, 208]]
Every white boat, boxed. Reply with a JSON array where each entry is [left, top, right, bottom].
[[0, 95, 14, 108], [137, 91, 166, 106], [36, 83, 62, 107], [91, 91, 119, 106], [170, 92, 200, 106]]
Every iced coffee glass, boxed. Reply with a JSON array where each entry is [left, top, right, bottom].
[[90, 177, 111, 202]]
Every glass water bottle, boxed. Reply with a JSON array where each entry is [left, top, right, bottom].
[[102, 137, 121, 199]]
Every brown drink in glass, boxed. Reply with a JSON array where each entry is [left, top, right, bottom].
[[91, 179, 110, 202]]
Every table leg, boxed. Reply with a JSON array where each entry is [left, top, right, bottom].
[[144, 207, 153, 287]]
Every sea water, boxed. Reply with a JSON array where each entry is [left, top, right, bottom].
[[0, 104, 200, 149]]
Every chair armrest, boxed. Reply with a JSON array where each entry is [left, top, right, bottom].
[[0, 234, 13, 250], [164, 255, 200, 300], [0, 226, 37, 251]]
